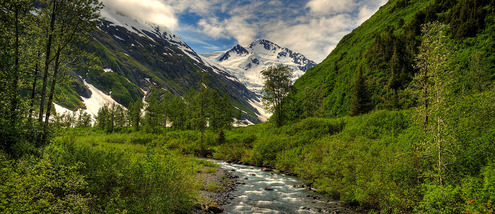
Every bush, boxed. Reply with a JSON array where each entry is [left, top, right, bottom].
[[416, 184, 462, 213], [0, 139, 197, 213], [0, 149, 89, 213]]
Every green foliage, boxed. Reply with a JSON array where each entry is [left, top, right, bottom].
[[416, 184, 462, 213], [262, 64, 293, 127], [96, 103, 126, 133], [288, 0, 495, 121], [449, 0, 489, 39], [208, 105, 494, 212], [0, 135, 198, 213], [0, 151, 89, 213], [349, 67, 371, 116]]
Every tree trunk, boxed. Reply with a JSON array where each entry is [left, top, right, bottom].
[[38, 0, 57, 128], [29, 51, 41, 121], [43, 47, 62, 141], [422, 49, 429, 132], [10, 5, 20, 127]]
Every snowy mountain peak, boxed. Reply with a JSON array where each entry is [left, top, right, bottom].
[[219, 44, 249, 61], [249, 39, 281, 51], [201, 39, 317, 94], [99, 6, 203, 63]]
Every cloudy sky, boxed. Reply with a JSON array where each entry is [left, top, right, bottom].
[[101, 0, 388, 63]]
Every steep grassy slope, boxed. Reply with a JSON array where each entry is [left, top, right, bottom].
[[289, 0, 495, 119]]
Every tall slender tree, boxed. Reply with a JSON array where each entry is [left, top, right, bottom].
[[262, 64, 293, 127], [37, 0, 102, 143], [0, 0, 35, 154], [413, 21, 455, 186]]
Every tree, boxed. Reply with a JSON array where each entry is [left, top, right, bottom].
[[0, 0, 36, 155], [208, 91, 234, 131], [75, 110, 92, 128], [144, 97, 164, 133], [413, 21, 455, 186], [350, 67, 371, 116], [167, 94, 187, 130], [262, 64, 293, 127], [96, 104, 110, 131], [235, 109, 243, 127], [36, 0, 102, 143], [468, 50, 491, 93], [127, 100, 143, 131]]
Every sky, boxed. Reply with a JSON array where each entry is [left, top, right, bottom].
[[100, 0, 388, 63]]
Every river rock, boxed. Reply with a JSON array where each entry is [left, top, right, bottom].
[[206, 204, 224, 213], [261, 167, 273, 171], [293, 184, 305, 188]]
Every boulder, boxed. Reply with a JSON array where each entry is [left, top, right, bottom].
[[206, 204, 224, 213], [293, 184, 305, 188]]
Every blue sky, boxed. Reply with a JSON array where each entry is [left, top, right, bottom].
[[101, 0, 387, 62]]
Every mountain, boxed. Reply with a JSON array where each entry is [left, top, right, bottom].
[[287, 0, 495, 120], [55, 5, 262, 123], [201, 39, 316, 94]]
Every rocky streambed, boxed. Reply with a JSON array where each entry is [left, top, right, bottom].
[[197, 160, 359, 214]]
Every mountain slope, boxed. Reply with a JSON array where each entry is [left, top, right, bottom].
[[288, 0, 495, 120], [201, 39, 316, 94], [57, 6, 261, 123]]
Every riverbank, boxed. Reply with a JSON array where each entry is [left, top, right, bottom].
[[193, 161, 238, 213]]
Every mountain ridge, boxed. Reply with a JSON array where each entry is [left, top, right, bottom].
[[201, 39, 317, 94], [55, 5, 263, 123]]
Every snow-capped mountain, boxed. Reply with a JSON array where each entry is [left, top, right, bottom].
[[55, 5, 263, 123], [201, 39, 317, 93]]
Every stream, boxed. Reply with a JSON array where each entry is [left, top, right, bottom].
[[212, 160, 357, 214]]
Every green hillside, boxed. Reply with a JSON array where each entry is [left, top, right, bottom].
[[289, 0, 495, 120]]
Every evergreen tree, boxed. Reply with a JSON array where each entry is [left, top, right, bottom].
[[75, 110, 92, 128], [167, 94, 187, 130], [96, 104, 110, 131], [350, 67, 371, 116], [127, 100, 143, 131], [208, 91, 234, 131], [144, 97, 163, 133]]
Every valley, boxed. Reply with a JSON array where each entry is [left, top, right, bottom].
[[1, 0, 495, 213]]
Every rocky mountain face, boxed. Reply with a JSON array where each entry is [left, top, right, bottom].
[[61, 6, 262, 123], [201, 39, 317, 94]]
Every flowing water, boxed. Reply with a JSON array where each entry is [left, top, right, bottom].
[[212, 160, 357, 214]]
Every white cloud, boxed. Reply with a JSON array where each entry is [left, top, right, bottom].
[[101, 0, 178, 29], [101, 0, 388, 63], [264, 14, 355, 62], [306, 0, 357, 15], [161, 0, 221, 15], [197, 17, 257, 46], [356, 0, 388, 25]]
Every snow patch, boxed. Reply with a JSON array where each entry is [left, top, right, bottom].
[[113, 35, 125, 41], [54, 103, 74, 116], [81, 80, 124, 117], [248, 98, 271, 122]]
